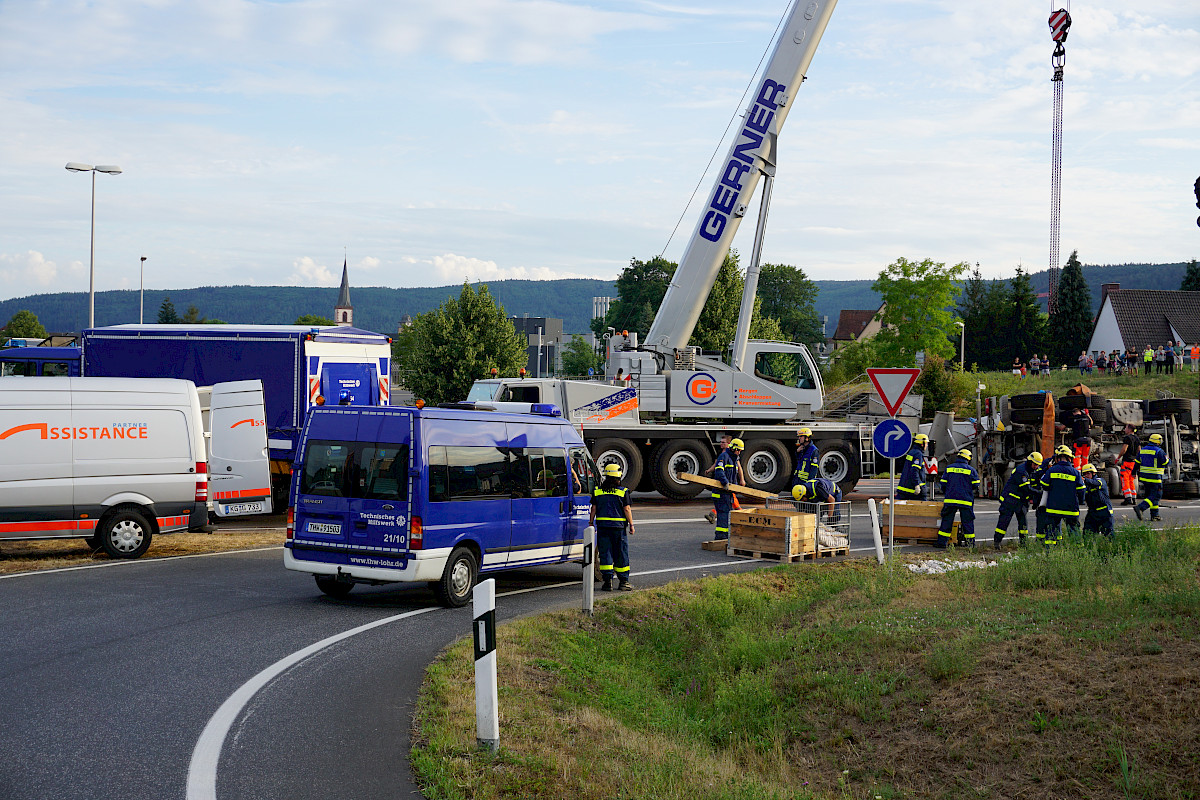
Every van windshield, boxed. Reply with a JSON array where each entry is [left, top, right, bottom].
[[301, 440, 409, 501]]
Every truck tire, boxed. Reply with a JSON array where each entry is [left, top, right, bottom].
[[741, 439, 792, 495], [817, 440, 859, 496], [315, 575, 354, 598], [591, 438, 643, 491], [432, 545, 478, 608], [1058, 394, 1089, 410], [649, 439, 708, 500], [1009, 393, 1048, 410], [1010, 408, 1046, 426], [97, 508, 153, 559], [1106, 466, 1122, 498], [1163, 480, 1189, 500], [1147, 398, 1191, 421]]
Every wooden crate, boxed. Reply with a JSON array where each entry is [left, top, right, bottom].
[[730, 507, 816, 559], [878, 499, 948, 543]]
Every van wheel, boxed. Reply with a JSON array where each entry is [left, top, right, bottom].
[[98, 509, 153, 559], [315, 575, 354, 598], [433, 546, 478, 608]]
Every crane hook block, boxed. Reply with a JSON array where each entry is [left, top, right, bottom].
[[1049, 9, 1071, 43]]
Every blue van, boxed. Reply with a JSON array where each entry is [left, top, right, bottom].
[[284, 403, 599, 606]]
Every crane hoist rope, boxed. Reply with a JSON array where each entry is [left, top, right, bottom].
[[1048, 6, 1071, 313]]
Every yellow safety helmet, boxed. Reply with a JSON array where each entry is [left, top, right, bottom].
[[1027, 452, 1044, 465], [1149, 433, 1163, 444], [914, 433, 929, 445], [796, 427, 812, 438], [1055, 444, 1073, 457], [603, 463, 622, 478], [730, 438, 745, 451], [958, 449, 972, 460], [791, 483, 807, 500], [1081, 463, 1096, 473]]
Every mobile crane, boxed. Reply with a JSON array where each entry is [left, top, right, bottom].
[[468, 0, 912, 499]]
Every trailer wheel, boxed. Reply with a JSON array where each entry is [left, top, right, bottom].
[[315, 575, 354, 598], [1147, 398, 1191, 422], [97, 508, 153, 559], [649, 439, 707, 500], [1106, 466, 1122, 498], [818, 441, 859, 495], [592, 439, 643, 490], [432, 546, 478, 608], [742, 439, 792, 494], [1009, 393, 1049, 410], [1010, 408, 1046, 426]]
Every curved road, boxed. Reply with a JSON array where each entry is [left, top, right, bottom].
[[1, 494, 1194, 799]]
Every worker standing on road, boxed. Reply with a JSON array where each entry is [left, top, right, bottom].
[[1134, 433, 1169, 522], [1117, 424, 1140, 506], [704, 434, 744, 524], [791, 427, 820, 491], [589, 463, 635, 591], [994, 451, 1042, 548], [936, 449, 979, 549], [896, 433, 929, 500], [793, 475, 842, 525], [1080, 464, 1114, 537], [1068, 406, 1093, 470], [1040, 445, 1085, 547], [711, 438, 744, 540]]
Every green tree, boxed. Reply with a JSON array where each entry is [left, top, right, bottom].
[[393, 282, 527, 405], [295, 314, 336, 326], [2, 310, 48, 340], [601, 256, 676, 337], [1047, 250, 1093, 365], [560, 335, 603, 377], [1181, 258, 1200, 292], [913, 354, 957, 421], [1007, 266, 1046, 364], [157, 296, 180, 324], [823, 337, 880, 386], [956, 266, 1008, 370], [181, 304, 204, 324], [871, 257, 968, 367], [757, 263, 823, 350]]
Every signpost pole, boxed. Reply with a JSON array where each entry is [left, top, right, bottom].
[[888, 455, 895, 559]]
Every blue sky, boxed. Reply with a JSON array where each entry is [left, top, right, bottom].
[[1, 0, 1197, 301]]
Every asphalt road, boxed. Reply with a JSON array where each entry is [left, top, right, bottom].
[[1, 493, 1196, 800]]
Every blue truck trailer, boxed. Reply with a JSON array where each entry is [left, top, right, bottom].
[[74, 325, 393, 505]]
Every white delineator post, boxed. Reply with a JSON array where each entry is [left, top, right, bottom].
[[472, 578, 499, 752], [582, 525, 595, 616], [867, 499, 885, 564]]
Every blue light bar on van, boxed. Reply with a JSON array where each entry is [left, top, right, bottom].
[[530, 403, 561, 417]]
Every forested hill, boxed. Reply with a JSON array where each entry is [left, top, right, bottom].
[[1, 260, 1191, 336]]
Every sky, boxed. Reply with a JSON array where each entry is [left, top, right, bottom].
[[1, 0, 1198, 302]]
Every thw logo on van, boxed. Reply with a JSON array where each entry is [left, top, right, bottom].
[[231, 419, 266, 429], [685, 373, 718, 405]]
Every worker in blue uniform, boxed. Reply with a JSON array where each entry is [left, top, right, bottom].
[[994, 451, 1042, 548], [791, 427, 820, 490], [712, 438, 744, 540], [589, 463, 635, 591], [1080, 463, 1114, 537], [1134, 433, 1169, 522], [895, 433, 929, 500], [793, 475, 842, 525], [937, 449, 979, 549], [1039, 445, 1085, 546]]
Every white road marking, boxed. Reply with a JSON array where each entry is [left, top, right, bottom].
[[0, 546, 281, 581]]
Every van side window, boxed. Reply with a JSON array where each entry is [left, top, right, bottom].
[[527, 448, 570, 498], [301, 440, 354, 496], [42, 362, 70, 377], [0, 361, 36, 377], [501, 385, 540, 403], [428, 445, 514, 502], [570, 447, 599, 495], [354, 444, 408, 502]]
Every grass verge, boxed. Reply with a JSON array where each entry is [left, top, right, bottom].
[[412, 525, 1200, 799]]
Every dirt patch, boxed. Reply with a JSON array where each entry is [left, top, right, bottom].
[[0, 529, 284, 575]]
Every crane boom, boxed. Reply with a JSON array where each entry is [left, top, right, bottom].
[[644, 0, 838, 355]]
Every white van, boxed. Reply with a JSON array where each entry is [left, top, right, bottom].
[[0, 377, 270, 558]]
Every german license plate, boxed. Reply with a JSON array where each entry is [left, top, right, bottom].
[[223, 502, 264, 515], [307, 521, 341, 535]]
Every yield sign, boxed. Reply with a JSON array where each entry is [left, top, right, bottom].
[[867, 368, 921, 417]]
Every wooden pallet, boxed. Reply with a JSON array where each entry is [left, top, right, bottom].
[[728, 547, 807, 563], [810, 546, 850, 559]]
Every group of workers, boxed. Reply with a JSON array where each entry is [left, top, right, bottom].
[[896, 427, 1170, 549]]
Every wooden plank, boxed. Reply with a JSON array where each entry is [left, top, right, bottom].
[[679, 472, 776, 500], [700, 539, 727, 551]]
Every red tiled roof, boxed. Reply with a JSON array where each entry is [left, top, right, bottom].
[[1107, 290, 1200, 350], [832, 308, 879, 341]]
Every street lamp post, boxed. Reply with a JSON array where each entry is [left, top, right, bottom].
[[139, 256, 147, 324], [955, 320, 965, 368], [65, 162, 123, 328]]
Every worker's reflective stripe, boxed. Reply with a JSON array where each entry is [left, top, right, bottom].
[[599, 564, 613, 572], [944, 498, 972, 506], [946, 467, 973, 475], [896, 485, 919, 495], [596, 517, 625, 522], [1046, 508, 1080, 516], [614, 565, 630, 574]]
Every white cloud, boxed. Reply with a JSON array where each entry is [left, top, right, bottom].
[[288, 257, 337, 286], [429, 253, 589, 284], [0, 251, 60, 290]]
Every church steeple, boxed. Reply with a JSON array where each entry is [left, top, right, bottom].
[[335, 258, 353, 326]]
